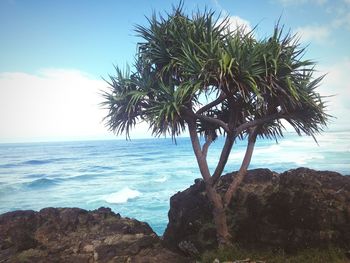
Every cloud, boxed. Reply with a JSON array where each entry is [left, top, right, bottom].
[[293, 0, 350, 44], [278, 0, 350, 33], [225, 16, 252, 32], [0, 69, 107, 142], [217, 15, 252, 36], [212, 0, 226, 14], [332, 12, 350, 30], [317, 58, 350, 130], [0, 69, 151, 142], [277, 0, 327, 6], [294, 25, 331, 44], [211, 1, 252, 33], [279, 59, 350, 132]]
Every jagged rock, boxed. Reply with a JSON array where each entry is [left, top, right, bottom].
[[163, 168, 350, 253], [0, 207, 189, 263]]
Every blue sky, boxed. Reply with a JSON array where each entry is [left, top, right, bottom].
[[0, 0, 349, 142]]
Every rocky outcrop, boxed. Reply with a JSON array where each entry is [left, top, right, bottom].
[[163, 168, 350, 254], [0, 207, 189, 263], [1, 168, 349, 261]]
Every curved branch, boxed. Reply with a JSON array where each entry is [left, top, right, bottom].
[[196, 93, 227, 115], [195, 113, 230, 133], [187, 120, 211, 182], [202, 134, 213, 159], [224, 127, 258, 206], [182, 106, 230, 133]]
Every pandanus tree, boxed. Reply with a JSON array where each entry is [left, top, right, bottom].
[[102, 5, 329, 246]]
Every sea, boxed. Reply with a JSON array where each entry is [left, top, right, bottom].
[[0, 131, 349, 235]]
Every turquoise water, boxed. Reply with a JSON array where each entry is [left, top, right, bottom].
[[0, 131, 349, 234]]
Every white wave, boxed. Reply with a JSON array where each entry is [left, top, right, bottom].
[[255, 151, 325, 166], [254, 144, 281, 154], [104, 187, 141, 204], [287, 153, 325, 166], [154, 176, 167, 183]]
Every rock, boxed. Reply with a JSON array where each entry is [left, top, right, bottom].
[[0, 207, 189, 263], [163, 168, 350, 253], [345, 250, 350, 259], [178, 240, 199, 256]]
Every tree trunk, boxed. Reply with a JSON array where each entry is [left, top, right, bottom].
[[224, 128, 258, 206], [186, 119, 232, 246], [205, 182, 232, 246]]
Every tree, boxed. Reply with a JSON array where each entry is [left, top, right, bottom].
[[102, 4, 329, 246]]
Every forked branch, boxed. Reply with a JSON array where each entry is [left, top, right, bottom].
[[182, 106, 230, 133]]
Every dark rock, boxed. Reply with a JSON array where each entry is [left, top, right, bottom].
[[345, 250, 350, 259], [178, 240, 199, 256], [0, 210, 39, 253], [163, 168, 350, 253], [0, 207, 190, 263]]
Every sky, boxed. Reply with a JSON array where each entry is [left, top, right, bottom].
[[0, 0, 349, 143]]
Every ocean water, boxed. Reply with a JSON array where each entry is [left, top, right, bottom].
[[0, 131, 349, 235]]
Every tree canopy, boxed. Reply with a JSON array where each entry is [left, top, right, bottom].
[[103, 6, 328, 142]]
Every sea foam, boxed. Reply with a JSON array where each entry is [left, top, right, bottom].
[[104, 187, 141, 204], [154, 176, 167, 183]]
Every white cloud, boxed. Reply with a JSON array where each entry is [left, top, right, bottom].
[[278, 0, 350, 35], [294, 25, 331, 44], [332, 12, 350, 30], [212, 1, 252, 33], [217, 15, 252, 36], [0, 69, 151, 142], [279, 59, 350, 132], [277, 0, 327, 6], [294, 1, 350, 44], [317, 58, 350, 131], [212, 0, 226, 15], [1, 63, 348, 142], [225, 16, 252, 32]]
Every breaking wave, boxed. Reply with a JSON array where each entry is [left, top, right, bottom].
[[104, 187, 141, 204]]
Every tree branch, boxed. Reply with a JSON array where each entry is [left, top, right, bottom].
[[223, 127, 258, 206], [235, 113, 283, 136], [196, 93, 226, 115], [187, 120, 212, 182], [202, 134, 213, 159], [182, 106, 230, 133], [196, 113, 230, 133], [211, 135, 235, 185]]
